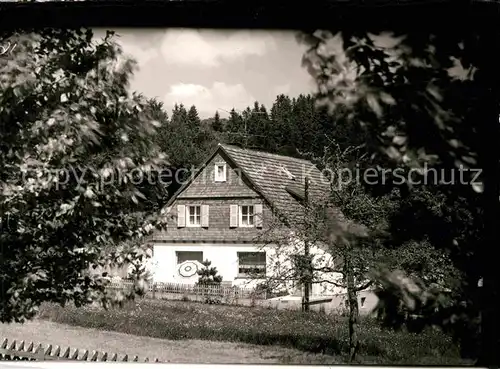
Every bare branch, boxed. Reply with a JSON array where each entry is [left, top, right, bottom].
[[315, 279, 346, 288], [313, 266, 343, 274], [354, 280, 373, 292]]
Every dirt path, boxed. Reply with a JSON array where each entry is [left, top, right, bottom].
[[0, 320, 337, 364]]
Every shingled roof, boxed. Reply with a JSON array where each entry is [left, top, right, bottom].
[[154, 144, 366, 244], [165, 143, 332, 223], [218, 144, 330, 221]]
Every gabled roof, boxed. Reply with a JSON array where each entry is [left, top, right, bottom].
[[220, 144, 331, 221], [166, 143, 332, 223]]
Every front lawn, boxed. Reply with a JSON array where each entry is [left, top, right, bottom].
[[38, 299, 470, 365]]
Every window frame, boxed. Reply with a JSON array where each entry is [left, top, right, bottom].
[[239, 205, 255, 227], [187, 205, 202, 227], [237, 251, 266, 278], [176, 251, 204, 265], [214, 162, 227, 182]]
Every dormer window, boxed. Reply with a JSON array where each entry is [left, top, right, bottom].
[[214, 163, 227, 182]]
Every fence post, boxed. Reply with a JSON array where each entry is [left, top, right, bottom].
[[152, 282, 156, 300]]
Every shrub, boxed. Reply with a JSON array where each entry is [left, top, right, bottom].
[[196, 259, 223, 304]]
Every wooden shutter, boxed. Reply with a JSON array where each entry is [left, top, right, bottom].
[[177, 204, 186, 228], [201, 205, 209, 227], [229, 205, 239, 228], [255, 204, 263, 228]]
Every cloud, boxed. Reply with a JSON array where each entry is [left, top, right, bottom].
[[164, 82, 256, 118], [124, 45, 158, 67], [272, 83, 291, 96], [119, 41, 159, 68], [160, 29, 276, 68], [106, 30, 166, 69]]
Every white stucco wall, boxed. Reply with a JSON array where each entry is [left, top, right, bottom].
[[151, 243, 274, 288], [149, 240, 346, 296], [265, 236, 345, 295]]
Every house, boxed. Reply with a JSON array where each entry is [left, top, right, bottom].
[[146, 143, 350, 296]]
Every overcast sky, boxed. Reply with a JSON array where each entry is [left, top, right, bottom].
[[96, 28, 317, 119]]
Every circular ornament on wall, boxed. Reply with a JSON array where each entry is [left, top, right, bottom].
[[178, 261, 199, 277]]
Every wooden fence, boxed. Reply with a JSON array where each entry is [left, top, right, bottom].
[[0, 338, 161, 362], [107, 280, 267, 303]]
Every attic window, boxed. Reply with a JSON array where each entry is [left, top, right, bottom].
[[215, 163, 227, 182], [280, 166, 295, 180]]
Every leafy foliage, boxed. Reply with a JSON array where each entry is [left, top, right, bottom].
[[257, 139, 459, 361], [0, 29, 168, 322], [0, 27, 486, 365], [298, 29, 495, 363]]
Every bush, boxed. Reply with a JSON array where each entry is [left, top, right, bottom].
[[196, 259, 223, 304]]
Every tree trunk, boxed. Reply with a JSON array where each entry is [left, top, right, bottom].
[[345, 253, 359, 362], [303, 177, 311, 312]]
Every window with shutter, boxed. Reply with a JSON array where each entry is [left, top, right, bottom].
[[187, 205, 201, 227], [239, 205, 255, 227]]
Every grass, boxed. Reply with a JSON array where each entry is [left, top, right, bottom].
[[0, 320, 338, 364], [38, 298, 471, 365]]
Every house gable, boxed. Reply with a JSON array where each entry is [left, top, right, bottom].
[[152, 144, 345, 244], [155, 145, 276, 243], [179, 152, 259, 199]]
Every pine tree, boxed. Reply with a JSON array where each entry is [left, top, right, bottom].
[[226, 108, 245, 146], [171, 103, 188, 126], [162, 104, 191, 168], [187, 105, 201, 130], [291, 94, 318, 155], [212, 110, 223, 132], [240, 101, 268, 150], [197, 259, 223, 285], [270, 94, 294, 155], [197, 260, 224, 304]]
